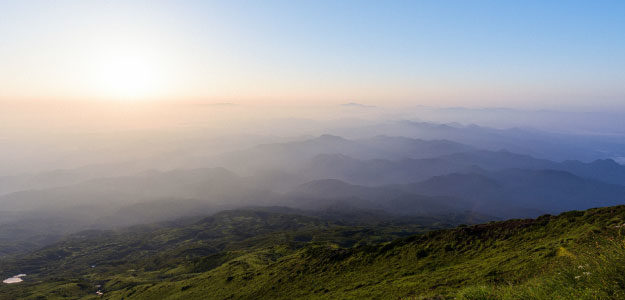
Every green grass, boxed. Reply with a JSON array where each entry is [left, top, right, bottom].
[[457, 234, 625, 300], [4, 206, 625, 299]]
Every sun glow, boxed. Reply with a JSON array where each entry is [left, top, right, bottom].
[[89, 44, 168, 101]]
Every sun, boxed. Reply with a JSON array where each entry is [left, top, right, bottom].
[[90, 45, 166, 101]]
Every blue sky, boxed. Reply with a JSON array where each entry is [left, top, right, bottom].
[[1, 0, 624, 108]]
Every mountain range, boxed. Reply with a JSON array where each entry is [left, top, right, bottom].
[[2, 133, 625, 258]]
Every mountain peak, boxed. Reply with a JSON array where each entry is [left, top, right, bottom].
[[315, 134, 347, 142]]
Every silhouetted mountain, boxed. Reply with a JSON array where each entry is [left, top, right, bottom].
[[441, 150, 625, 185], [560, 158, 625, 185], [341, 102, 375, 108], [333, 120, 625, 162], [303, 153, 481, 185], [0, 168, 279, 255], [0, 168, 262, 212], [0, 162, 142, 196], [287, 179, 472, 216], [301, 149, 625, 186], [402, 169, 625, 217], [217, 134, 473, 173]]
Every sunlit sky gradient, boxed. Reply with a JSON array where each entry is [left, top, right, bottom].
[[1, 0, 624, 108]]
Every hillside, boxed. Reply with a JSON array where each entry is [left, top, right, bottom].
[[3, 134, 625, 259], [3, 205, 625, 299], [4, 2, 625, 300]]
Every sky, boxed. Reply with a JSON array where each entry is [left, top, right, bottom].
[[1, 0, 624, 109]]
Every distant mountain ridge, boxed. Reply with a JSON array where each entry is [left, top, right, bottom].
[[216, 134, 474, 173], [298, 148, 625, 186], [401, 168, 625, 217], [2, 133, 625, 258]]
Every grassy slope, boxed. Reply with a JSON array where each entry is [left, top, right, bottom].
[[0, 209, 446, 300], [105, 206, 625, 300], [4, 206, 625, 299]]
